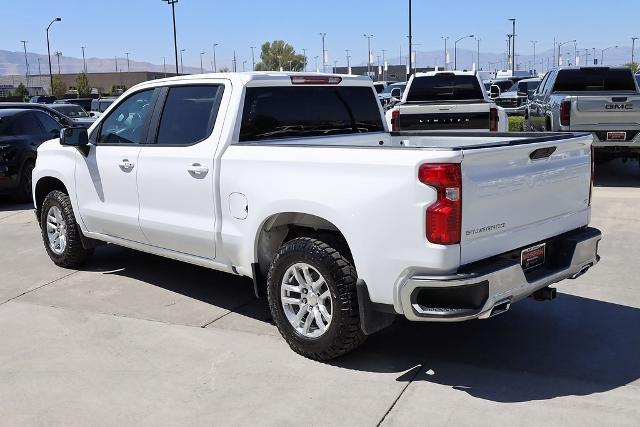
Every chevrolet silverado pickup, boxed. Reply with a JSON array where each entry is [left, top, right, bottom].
[[526, 66, 640, 165], [386, 71, 508, 132], [33, 72, 601, 360]]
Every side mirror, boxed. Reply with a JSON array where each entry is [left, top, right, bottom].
[[390, 88, 402, 99], [60, 127, 88, 147], [489, 85, 501, 99]]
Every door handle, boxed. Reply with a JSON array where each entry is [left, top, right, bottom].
[[119, 159, 135, 172], [187, 163, 209, 178]]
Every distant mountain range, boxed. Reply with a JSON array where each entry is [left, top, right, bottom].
[[1, 46, 636, 76]]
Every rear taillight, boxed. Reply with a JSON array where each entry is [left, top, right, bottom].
[[560, 100, 571, 127], [419, 164, 462, 245], [490, 107, 498, 132], [391, 109, 400, 131]]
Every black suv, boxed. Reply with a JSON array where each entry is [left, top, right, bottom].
[[0, 108, 62, 201]]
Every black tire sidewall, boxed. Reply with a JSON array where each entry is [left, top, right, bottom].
[[19, 161, 35, 202], [267, 238, 360, 357]]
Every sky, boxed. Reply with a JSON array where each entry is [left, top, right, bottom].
[[2, 0, 639, 69]]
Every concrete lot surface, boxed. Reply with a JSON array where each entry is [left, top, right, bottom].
[[0, 160, 639, 426]]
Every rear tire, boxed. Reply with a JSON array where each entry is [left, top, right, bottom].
[[40, 190, 93, 268], [17, 161, 34, 203], [267, 237, 365, 360]]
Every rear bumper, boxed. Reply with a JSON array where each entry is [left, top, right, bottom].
[[588, 130, 640, 148], [399, 227, 601, 322]]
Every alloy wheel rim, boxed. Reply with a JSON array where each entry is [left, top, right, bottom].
[[281, 262, 333, 338], [46, 206, 67, 255]]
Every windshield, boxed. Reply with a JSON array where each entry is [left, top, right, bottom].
[[382, 83, 406, 94], [373, 84, 385, 94], [508, 80, 541, 93], [54, 105, 89, 118], [554, 68, 637, 92], [407, 75, 484, 102]]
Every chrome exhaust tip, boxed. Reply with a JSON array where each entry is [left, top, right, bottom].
[[489, 299, 511, 318]]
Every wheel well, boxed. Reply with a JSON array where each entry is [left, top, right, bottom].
[[34, 177, 68, 222], [255, 212, 353, 278]]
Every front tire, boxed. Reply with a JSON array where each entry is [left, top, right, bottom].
[[267, 237, 365, 360], [17, 161, 34, 202], [40, 190, 93, 268]]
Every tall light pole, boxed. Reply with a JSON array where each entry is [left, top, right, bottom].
[[454, 34, 474, 70], [20, 40, 29, 91], [162, 0, 179, 75], [302, 48, 308, 72], [242, 60, 247, 72], [200, 51, 205, 73], [408, 0, 412, 78], [601, 45, 618, 65], [180, 48, 185, 74], [508, 18, 516, 70], [319, 32, 327, 72], [476, 38, 481, 70], [250, 46, 256, 71], [314, 56, 319, 72], [381, 49, 386, 79], [441, 36, 449, 70], [163, 56, 167, 77], [557, 40, 576, 67], [363, 34, 373, 76], [81, 46, 87, 73], [54, 51, 62, 74], [345, 49, 351, 74], [125, 52, 130, 73], [46, 17, 61, 94], [213, 43, 219, 72], [632, 37, 638, 66], [531, 40, 538, 72]]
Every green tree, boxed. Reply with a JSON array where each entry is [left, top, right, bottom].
[[51, 75, 67, 98], [254, 40, 305, 71], [75, 72, 91, 97], [13, 82, 29, 98], [625, 62, 639, 73]]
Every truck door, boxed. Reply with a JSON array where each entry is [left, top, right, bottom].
[[75, 88, 157, 242], [137, 82, 228, 260]]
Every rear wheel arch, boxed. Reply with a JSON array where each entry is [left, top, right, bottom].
[[254, 212, 354, 279]]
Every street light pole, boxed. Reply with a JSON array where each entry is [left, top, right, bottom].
[[319, 32, 327, 73], [531, 40, 538, 72], [125, 52, 130, 73], [250, 46, 256, 71], [381, 49, 386, 79], [454, 34, 474, 70], [557, 40, 576, 67], [363, 34, 373, 76], [213, 43, 219, 73], [161, 0, 179, 75], [46, 17, 61, 94], [180, 49, 185, 74], [81, 46, 86, 73], [54, 51, 62, 74], [601, 45, 618, 65], [509, 18, 516, 70], [20, 40, 29, 91], [408, 0, 412, 78], [200, 52, 205, 73], [632, 37, 638, 66], [345, 49, 351, 74], [302, 48, 307, 72], [441, 36, 448, 70], [476, 38, 481, 70]]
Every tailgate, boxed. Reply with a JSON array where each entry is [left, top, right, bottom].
[[399, 102, 490, 131], [571, 94, 640, 129], [460, 133, 592, 264]]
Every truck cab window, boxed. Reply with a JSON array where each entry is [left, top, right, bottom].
[[98, 90, 154, 144], [156, 85, 222, 145]]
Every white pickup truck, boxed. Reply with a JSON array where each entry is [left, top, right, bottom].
[[33, 72, 601, 360], [386, 71, 508, 132]]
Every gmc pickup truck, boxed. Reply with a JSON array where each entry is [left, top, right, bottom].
[[33, 72, 601, 360], [526, 66, 640, 165], [386, 71, 508, 132]]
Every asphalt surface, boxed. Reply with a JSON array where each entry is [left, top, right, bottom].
[[0, 159, 639, 426]]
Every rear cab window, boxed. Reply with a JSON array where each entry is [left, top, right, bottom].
[[239, 85, 384, 142], [553, 68, 637, 92], [407, 75, 484, 102]]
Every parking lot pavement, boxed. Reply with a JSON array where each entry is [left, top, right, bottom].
[[0, 159, 639, 426]]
